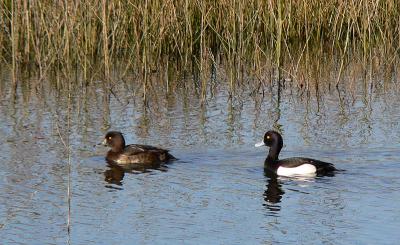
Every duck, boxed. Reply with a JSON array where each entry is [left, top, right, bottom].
[[102, 131, 176, 166], [255, 130, 337, 176]]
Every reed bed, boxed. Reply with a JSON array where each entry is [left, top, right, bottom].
[[0, 0, 399, 79]]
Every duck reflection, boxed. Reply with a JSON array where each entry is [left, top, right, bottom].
[[104, 164, 125, 186], [103, 160, 168, 187], [263, 170, 284, 213]]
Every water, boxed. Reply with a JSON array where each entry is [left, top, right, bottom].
[[1, 66, 400, 245]]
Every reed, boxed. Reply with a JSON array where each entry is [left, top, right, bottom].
[[0, 0, 399, 79]]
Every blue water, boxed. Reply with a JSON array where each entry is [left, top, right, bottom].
[[0, 67, 400, 244]]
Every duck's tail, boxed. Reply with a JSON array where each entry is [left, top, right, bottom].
[[166, 151, 178, 161]]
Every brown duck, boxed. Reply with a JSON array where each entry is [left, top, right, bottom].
[[102, 131, 176, 166]]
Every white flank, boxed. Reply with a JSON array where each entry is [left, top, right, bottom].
[[255, 141, 265, 147], [277, 164, 317, 176]]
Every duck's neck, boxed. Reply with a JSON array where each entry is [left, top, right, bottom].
[[111, 139, 125, 153], [267, 144, 281, 161]]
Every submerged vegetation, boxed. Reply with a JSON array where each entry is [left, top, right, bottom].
[[0, 0, 399, 84]]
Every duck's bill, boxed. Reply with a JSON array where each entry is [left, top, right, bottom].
[[254, 141, 265, 147], [100, 138, 107, 146]]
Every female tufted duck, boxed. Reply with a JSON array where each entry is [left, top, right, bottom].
[[102, 131, 176, 166], [255, 131, 337, 176]]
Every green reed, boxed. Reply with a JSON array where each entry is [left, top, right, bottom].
[[0, 0, 399, 78]]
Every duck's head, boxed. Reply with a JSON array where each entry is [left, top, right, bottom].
[[255, 130, 283, 149], [102, 131, 126, 152]]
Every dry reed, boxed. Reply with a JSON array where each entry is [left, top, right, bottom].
[[0, 0, 399, 79]]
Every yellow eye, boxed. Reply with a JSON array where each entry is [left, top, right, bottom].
[[266, 135, 270, 139], [108, 137, 112, 140]]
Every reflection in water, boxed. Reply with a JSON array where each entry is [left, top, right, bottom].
[[262, 167, 337, 214], [273, 77, 283, 131], [103, 160, 169, 188], [1, 58, 400, 244], [263, 170, 284, 214], [104, 165, 125, 186]]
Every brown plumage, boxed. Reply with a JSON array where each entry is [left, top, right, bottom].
[[102, 131, 176, 166]]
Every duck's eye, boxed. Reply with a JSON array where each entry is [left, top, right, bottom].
[[266, 135, 270, 139], [108, 136, 112, 140]]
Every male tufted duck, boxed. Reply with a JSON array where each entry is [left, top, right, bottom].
[[255, 131, 337, 176]]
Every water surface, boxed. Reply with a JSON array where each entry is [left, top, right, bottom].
[[0, 66, 400, 244]]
